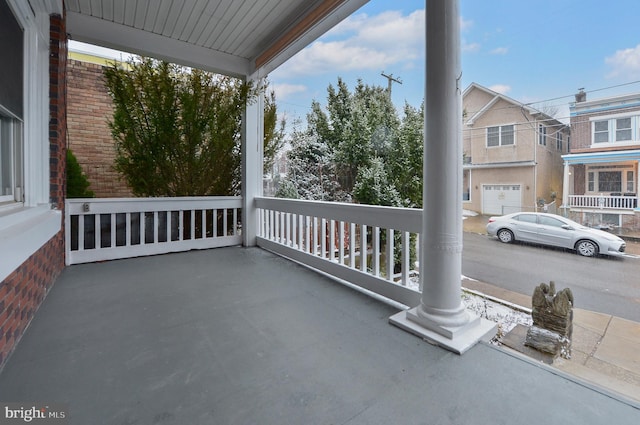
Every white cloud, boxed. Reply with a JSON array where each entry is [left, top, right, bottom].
[[276, 9, 424, 77], [460, 17, 473, 31], [270, 83, 307, 100], [462, 42, 481, 53], [489, 84, 511, 95], [490, 47, 509, 55], [605, 44, 640, 78]]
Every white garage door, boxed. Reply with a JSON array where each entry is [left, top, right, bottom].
[[482, 185, 521, 215]]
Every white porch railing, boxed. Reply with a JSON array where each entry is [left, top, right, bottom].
[[568, 195, 638, 210], [65, 197, 242, 265], [255, 197, 422, 307]]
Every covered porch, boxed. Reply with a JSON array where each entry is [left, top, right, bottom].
[[561, 150, 640, 229], [1, 247, 638, 424]]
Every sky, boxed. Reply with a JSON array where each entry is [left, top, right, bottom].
[[269, 0, 640, 128]]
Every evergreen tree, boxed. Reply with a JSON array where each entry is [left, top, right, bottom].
[[103, 57, 284, 197], [66, 149, 94, 198]]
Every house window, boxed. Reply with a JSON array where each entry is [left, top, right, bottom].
[[593, 120, 609, 143], [627, 171, 635, 193], [588, 172, 594, 192], [598, 171, 622, 192], [592, 115, 639, 144], [0, 114, 23, 203], [556, 132, 563, 151], [538, 124, 546, 145], [487, 124, 514, 147], [616, 117, 632, 141]]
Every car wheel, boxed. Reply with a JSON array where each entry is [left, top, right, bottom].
[[576, 240, 598, 257], [497, 229, 514, 244]]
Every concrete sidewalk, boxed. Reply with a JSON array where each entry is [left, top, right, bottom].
[[463, 279, 640, 404]]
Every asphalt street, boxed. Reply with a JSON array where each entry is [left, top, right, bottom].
[[462, 232, 640, 322]]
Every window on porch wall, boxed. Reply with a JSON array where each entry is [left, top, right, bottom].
[[598, 171, 622, 192], [0, 0, 24, 205]]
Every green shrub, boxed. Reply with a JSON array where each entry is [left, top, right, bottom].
[[66, 149, 94, 198]]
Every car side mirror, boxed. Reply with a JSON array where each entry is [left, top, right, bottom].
[[561, 224, 574, 230]]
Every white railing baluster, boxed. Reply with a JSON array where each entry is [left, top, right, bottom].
[[179, 211, 184, 241], [401, 231, 410, 286], [321, 218, 327, 259], [78, 215, 85, 251], [386, 228, 393, 281], [110, 213, 116, 247], [291, 213, 297, 247], [349, 222, 356, 269], [153, 211, 159, 243], [233, 208, 237, 237], [312, 217, 318, 255], [304, 216, 310, 253], [339, 221, 345, 265], [222, 208, 229, 237], [125, 212, 131, 246], [373, 226, 380, 276], [329, 220, 336, 262], [360, 224, 367, 272], [94, 215, 99, 249]]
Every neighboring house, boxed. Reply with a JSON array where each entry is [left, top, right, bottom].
[[561, 91, 640, 230], [462, 83, 569, 215], [67, 51, 132, 197]]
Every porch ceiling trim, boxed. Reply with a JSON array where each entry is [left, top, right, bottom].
[[562, 149, 640, 165], [65, 11, 251, 77]]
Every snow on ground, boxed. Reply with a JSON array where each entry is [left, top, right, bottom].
[[407, 274, 532, 344]]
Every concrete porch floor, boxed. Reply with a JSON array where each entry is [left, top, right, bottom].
[[0, 247, 638, 424]]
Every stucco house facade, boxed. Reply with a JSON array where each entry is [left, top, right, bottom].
[[561, 91, 640, 230], [462, 83, 569, 215]]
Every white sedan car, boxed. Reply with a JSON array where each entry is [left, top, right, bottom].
[[486, 212, 626, 257]]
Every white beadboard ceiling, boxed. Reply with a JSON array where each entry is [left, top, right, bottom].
[[65, 0, 368, 77]]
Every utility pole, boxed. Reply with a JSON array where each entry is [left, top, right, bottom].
[[381, 71, 402, 98]]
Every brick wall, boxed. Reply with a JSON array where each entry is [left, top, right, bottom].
[[0, 14, 67, 369], [67, 58, 132, 197]]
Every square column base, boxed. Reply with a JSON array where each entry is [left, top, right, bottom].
[[390, 308, 497, 355]]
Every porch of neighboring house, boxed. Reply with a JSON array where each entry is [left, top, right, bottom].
[[562, 151, 640, 232], [2, 246, 639, 424]]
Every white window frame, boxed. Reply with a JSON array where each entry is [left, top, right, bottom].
[[0, 109, 23, 203], [590, 113, 640, 147], [0, 1, 62, 282], [486, 124, 515, 147], [585, 165, 635, 195], [556, 132, 563, 151], [538, 124, 547, 146]]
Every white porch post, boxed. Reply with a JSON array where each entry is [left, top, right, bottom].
[[242, 75, 264, 247], [390, 0, 495, 354], [562, 160, 570, 214]]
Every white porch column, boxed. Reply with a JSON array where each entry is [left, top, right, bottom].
[[242, 75, 264, 247], [390, 0, 495, 354], [562, 160, 571, 214]]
